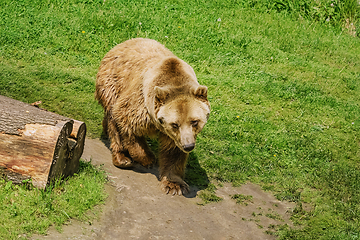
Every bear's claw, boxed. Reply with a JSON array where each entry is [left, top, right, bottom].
[[161, 178, 189, 196]]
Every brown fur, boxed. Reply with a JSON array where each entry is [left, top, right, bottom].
[[95, 38, 210, 195]]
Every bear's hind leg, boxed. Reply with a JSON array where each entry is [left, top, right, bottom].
[[106, 115, 134, 168], [159, 134, 189, 195], [126, 136, 156, 168]]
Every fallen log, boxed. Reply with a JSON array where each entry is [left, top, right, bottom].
[[0, 95, 86, 189]]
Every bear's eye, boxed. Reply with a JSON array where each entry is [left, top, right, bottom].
[[191, 120, 199, 127], [158, 118, 164, 124], [171, 123, 179, 129]]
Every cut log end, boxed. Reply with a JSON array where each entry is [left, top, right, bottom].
[[65, 121, 87, 176], [0, 96, 87, 189]]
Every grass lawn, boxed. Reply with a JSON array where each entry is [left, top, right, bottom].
[[1, 0, 360, 239], [0, 161, 107, 239]]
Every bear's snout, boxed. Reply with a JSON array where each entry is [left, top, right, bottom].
[[183, 143, 195, 152]]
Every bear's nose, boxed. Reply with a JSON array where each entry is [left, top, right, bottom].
[[183, 143, 195, 152]]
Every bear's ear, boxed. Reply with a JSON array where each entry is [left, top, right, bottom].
[[154, 86, 170, 104], [194, 85, 208, 101]]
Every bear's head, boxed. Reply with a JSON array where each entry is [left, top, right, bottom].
[[154, 85, 210, 153]]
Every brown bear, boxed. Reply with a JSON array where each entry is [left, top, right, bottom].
[[95, 38, 210, 195]]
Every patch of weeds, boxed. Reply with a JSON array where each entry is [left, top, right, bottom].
[[266, 224, 290, 237], [197, 191, 223, 205], [290, 202, 311, 225], [197, 183, 223, 205], [275, 188, 301, 202], [257, 0, 360, 28], [292, 202, 306, 216], [231, 194, 253, 206], [249, 218, 261, 223], [265, 213, 284, 222]]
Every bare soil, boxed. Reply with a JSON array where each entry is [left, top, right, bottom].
[[32, 138, 295, 240]]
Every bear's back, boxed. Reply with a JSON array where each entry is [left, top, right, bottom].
[[95, 38, 175, 110]]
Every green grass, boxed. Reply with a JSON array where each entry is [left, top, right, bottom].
[[231, 194, 253, 205], [0, 0, 360, 239], [197, 183, 223, 205], [0, 161, 107, 239], [246, 0, 360, 28]]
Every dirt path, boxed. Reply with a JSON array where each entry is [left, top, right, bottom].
[[32, 138, 295, 240]]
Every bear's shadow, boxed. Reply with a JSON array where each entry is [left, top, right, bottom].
[[100, 136, 209, 198]]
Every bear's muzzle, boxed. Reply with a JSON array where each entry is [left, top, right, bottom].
[[183, 143, 195, 152]]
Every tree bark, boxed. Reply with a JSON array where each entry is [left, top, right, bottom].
[[0, 95, 86, 189]]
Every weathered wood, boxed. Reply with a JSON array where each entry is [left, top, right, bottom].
[[0, 95, 86, 188], [0, 121, 73, 188], [65, 120, 87, 177]]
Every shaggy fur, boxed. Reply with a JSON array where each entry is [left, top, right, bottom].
[[95, 38, 210, 195]]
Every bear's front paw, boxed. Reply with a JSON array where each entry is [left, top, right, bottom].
[[112, 152, 134, 168], [160, 177, 189, 196]]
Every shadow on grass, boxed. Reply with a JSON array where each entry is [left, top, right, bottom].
[[100, 135, 209, 198]]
